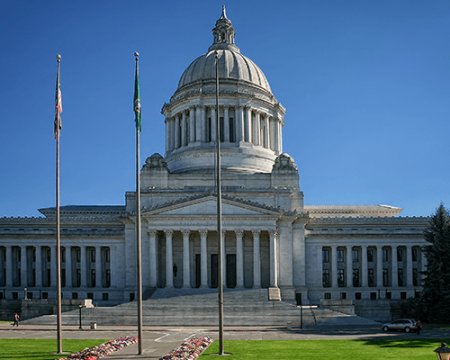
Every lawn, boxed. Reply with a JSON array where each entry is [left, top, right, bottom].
[[0, 338, 108, 360], [201, 339, 448, 359]]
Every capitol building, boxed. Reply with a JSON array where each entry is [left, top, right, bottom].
[[0, 8, 429, 307]]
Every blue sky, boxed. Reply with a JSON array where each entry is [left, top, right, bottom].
[[1, 0, 449, 218]]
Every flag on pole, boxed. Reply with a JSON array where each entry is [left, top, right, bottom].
[[134, 57, 141, 131], [54, 61, 62, 139]]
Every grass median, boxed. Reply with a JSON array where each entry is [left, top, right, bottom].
[[201, 339, 449, 359], [0, 338, 108, 360]]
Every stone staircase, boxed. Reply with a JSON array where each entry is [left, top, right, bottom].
[[21, 288, 379, 327]]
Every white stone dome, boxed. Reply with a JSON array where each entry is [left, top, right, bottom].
[[178, 49, 272, 94]]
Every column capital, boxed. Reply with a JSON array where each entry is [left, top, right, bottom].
[[252, 229, 261, 237], [269, 230, 278, 237], [234, 229, 244, 237], [164, 230, 173, 237], [199, 229, 208, 237], [182, 229, 191, 237], [148, 229, 157, 237]]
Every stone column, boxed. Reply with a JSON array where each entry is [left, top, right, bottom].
[[199, 230, 208, 288], [253, 112, 260, 146], [35, 246, 42, 287], [391, 246, 398, 287], [196, 106, 202, 142], [50, 246, 57, 287], [223, 106, 230, 142], [175, 115, 180, 149], [80, 246, 87, 288], [361, 245, 368, 288], [346, 246, 353, 288], [110, 246, 116, 287], [244, 107, 252, 143], [210, 107, 217, 142], [264, 114, 270, 149], [21, 246, 27, 287], [331, 246, 337, 287], [236, 106, 244, 142], [421, 249, 427, 282], [278, 119, 283, 152], [235, 230, 244, 288], [181, 112, 187, 147], [95, 246, 102, 288], [5, 246, 12, 287], [406, 245, 413, 286], [252, 230, 261, 288], [182, 229, 191, 288], [165, 230, 173, 288], [189, 106, 195, 144], [377, 246, 383, 288], [148, 230, 157, 287], [269, 230, 278, 288], [318, 246, 323, 287], [65, 246, 71, 288], [165, 117, 170, 153]]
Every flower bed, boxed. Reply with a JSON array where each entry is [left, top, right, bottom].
[[159, 336, 214, 360], [57, 336, 138, 359]]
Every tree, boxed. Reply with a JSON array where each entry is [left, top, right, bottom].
[[418, 203, 450, 323]]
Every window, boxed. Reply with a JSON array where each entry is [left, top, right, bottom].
[[105, 269, 111, 287], [398, 268, 404, 286], [87, 292, 93, 300], [412, 247, 418, 262], [370, 292, 377, 300], [322, 269, 330, 287], [353, 269, 360, 287], [368, 269, 374, 287], [76, 249, 81, 263], [61, 248, 65, 263], [219, 117, 224, 142], [76, 269, 81, 287], [337, 250, 344, 262], [46, 248, 51, 262], [229, 118, 235, 142], [340, 293, 346, 299], [383, 268, 389, 287], [383, 249, 389, 262], [397, 248, 403, 262], [102, 293, 109, 301], [12, 292, 18, 300], [338, 269, 345, 287], [367, 249, 374, 262], [91, 248, 96, 263], [413, 268, 418, 286], [72, 292, 78, 300], [130, 293, 135, 302], [61, 269, 66, 288], [324, 293, 331, 300], [90, 269, 96, 287], [106, 248, 110, 263], [42, 292, 48, 299], [352, 249, 358, 262], [386, 291, 391, 299], [33, 249, 36, 262], [322, 249, 329, 263], [401, 292, 407, 300], [355, 292, 362, 300]]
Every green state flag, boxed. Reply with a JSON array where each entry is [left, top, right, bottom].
[[134, 65, 141, 131]]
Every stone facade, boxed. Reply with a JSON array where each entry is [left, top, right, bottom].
[[0, 7, 429, 306]]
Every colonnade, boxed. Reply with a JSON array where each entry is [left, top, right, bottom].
[[165, 105, 282, 153], [148, 229, 279, 289], [0, 245, 113, 291], [319, 244, 426, 289]]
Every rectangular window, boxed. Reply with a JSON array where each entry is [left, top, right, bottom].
[[413, 268, 418, 286], [102, 293, 109, 301], [355, 292, 362, 300], [61, 248, 65, 263], [207, 117, 212, 142], [383, 248, 389, 262], [76, 269, 81, 287], [106, 248, 110, 263], [91, 249, 96, 263], [33, 249, 36, 262], [370, 292, 377, 300], [61, 269, 66, 288], [72, 292, 78, 300], [397, 248, 403, 262], [105, 269, 111, 288], [219, 117, 224, 142], [352, 249, 359, 262], [87, 292, 93, 300], [47, 248, 51, 262], [338, 269, 345, 287], [229, 118, 235, 142], [398, 268, 404, 286], [367, 249, 374, 262], [322, 249, 329, 263], [76, 249, 81, 263], [412, 247, 418, 262], [368, 269, 374, 287], [353, 269, 360, 287], [42, 292, 48, 300], [337, 250, 344, 262], [340, 293, 346, 299], [383, 268, 389, 287], [322, 269, 330, 287], [90, 269, 96, 287], [324, 293, 331, 300]]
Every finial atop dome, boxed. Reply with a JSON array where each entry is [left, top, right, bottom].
[[221, 5, 228, 20], [209, 6, 239, 52]]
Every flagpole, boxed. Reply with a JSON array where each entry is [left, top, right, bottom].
[[134, 52, 143, 355], [215, 50, 225, 356], [55, 54, 63, 354]]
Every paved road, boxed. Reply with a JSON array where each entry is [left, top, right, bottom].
[[1, 324, 449, 359]]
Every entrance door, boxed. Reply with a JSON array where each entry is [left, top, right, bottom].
[[195, 254, 201, 288], [211, 254, 218, 288], [226, 254, 236, 288]]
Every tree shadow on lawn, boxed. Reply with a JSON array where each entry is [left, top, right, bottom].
[[355, 338, 449, 349]]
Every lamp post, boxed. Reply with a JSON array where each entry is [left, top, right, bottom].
[[78, 305, 83, 330], [435, 342, 450, 360]]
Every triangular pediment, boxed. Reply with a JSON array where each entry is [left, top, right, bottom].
[[142, 195, 281, 217]]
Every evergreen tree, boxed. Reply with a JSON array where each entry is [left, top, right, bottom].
[[419, 203, 450, 323]]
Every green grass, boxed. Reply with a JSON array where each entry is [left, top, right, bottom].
[[201, 339, 449, 359], [0, 339, 108, 360]]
